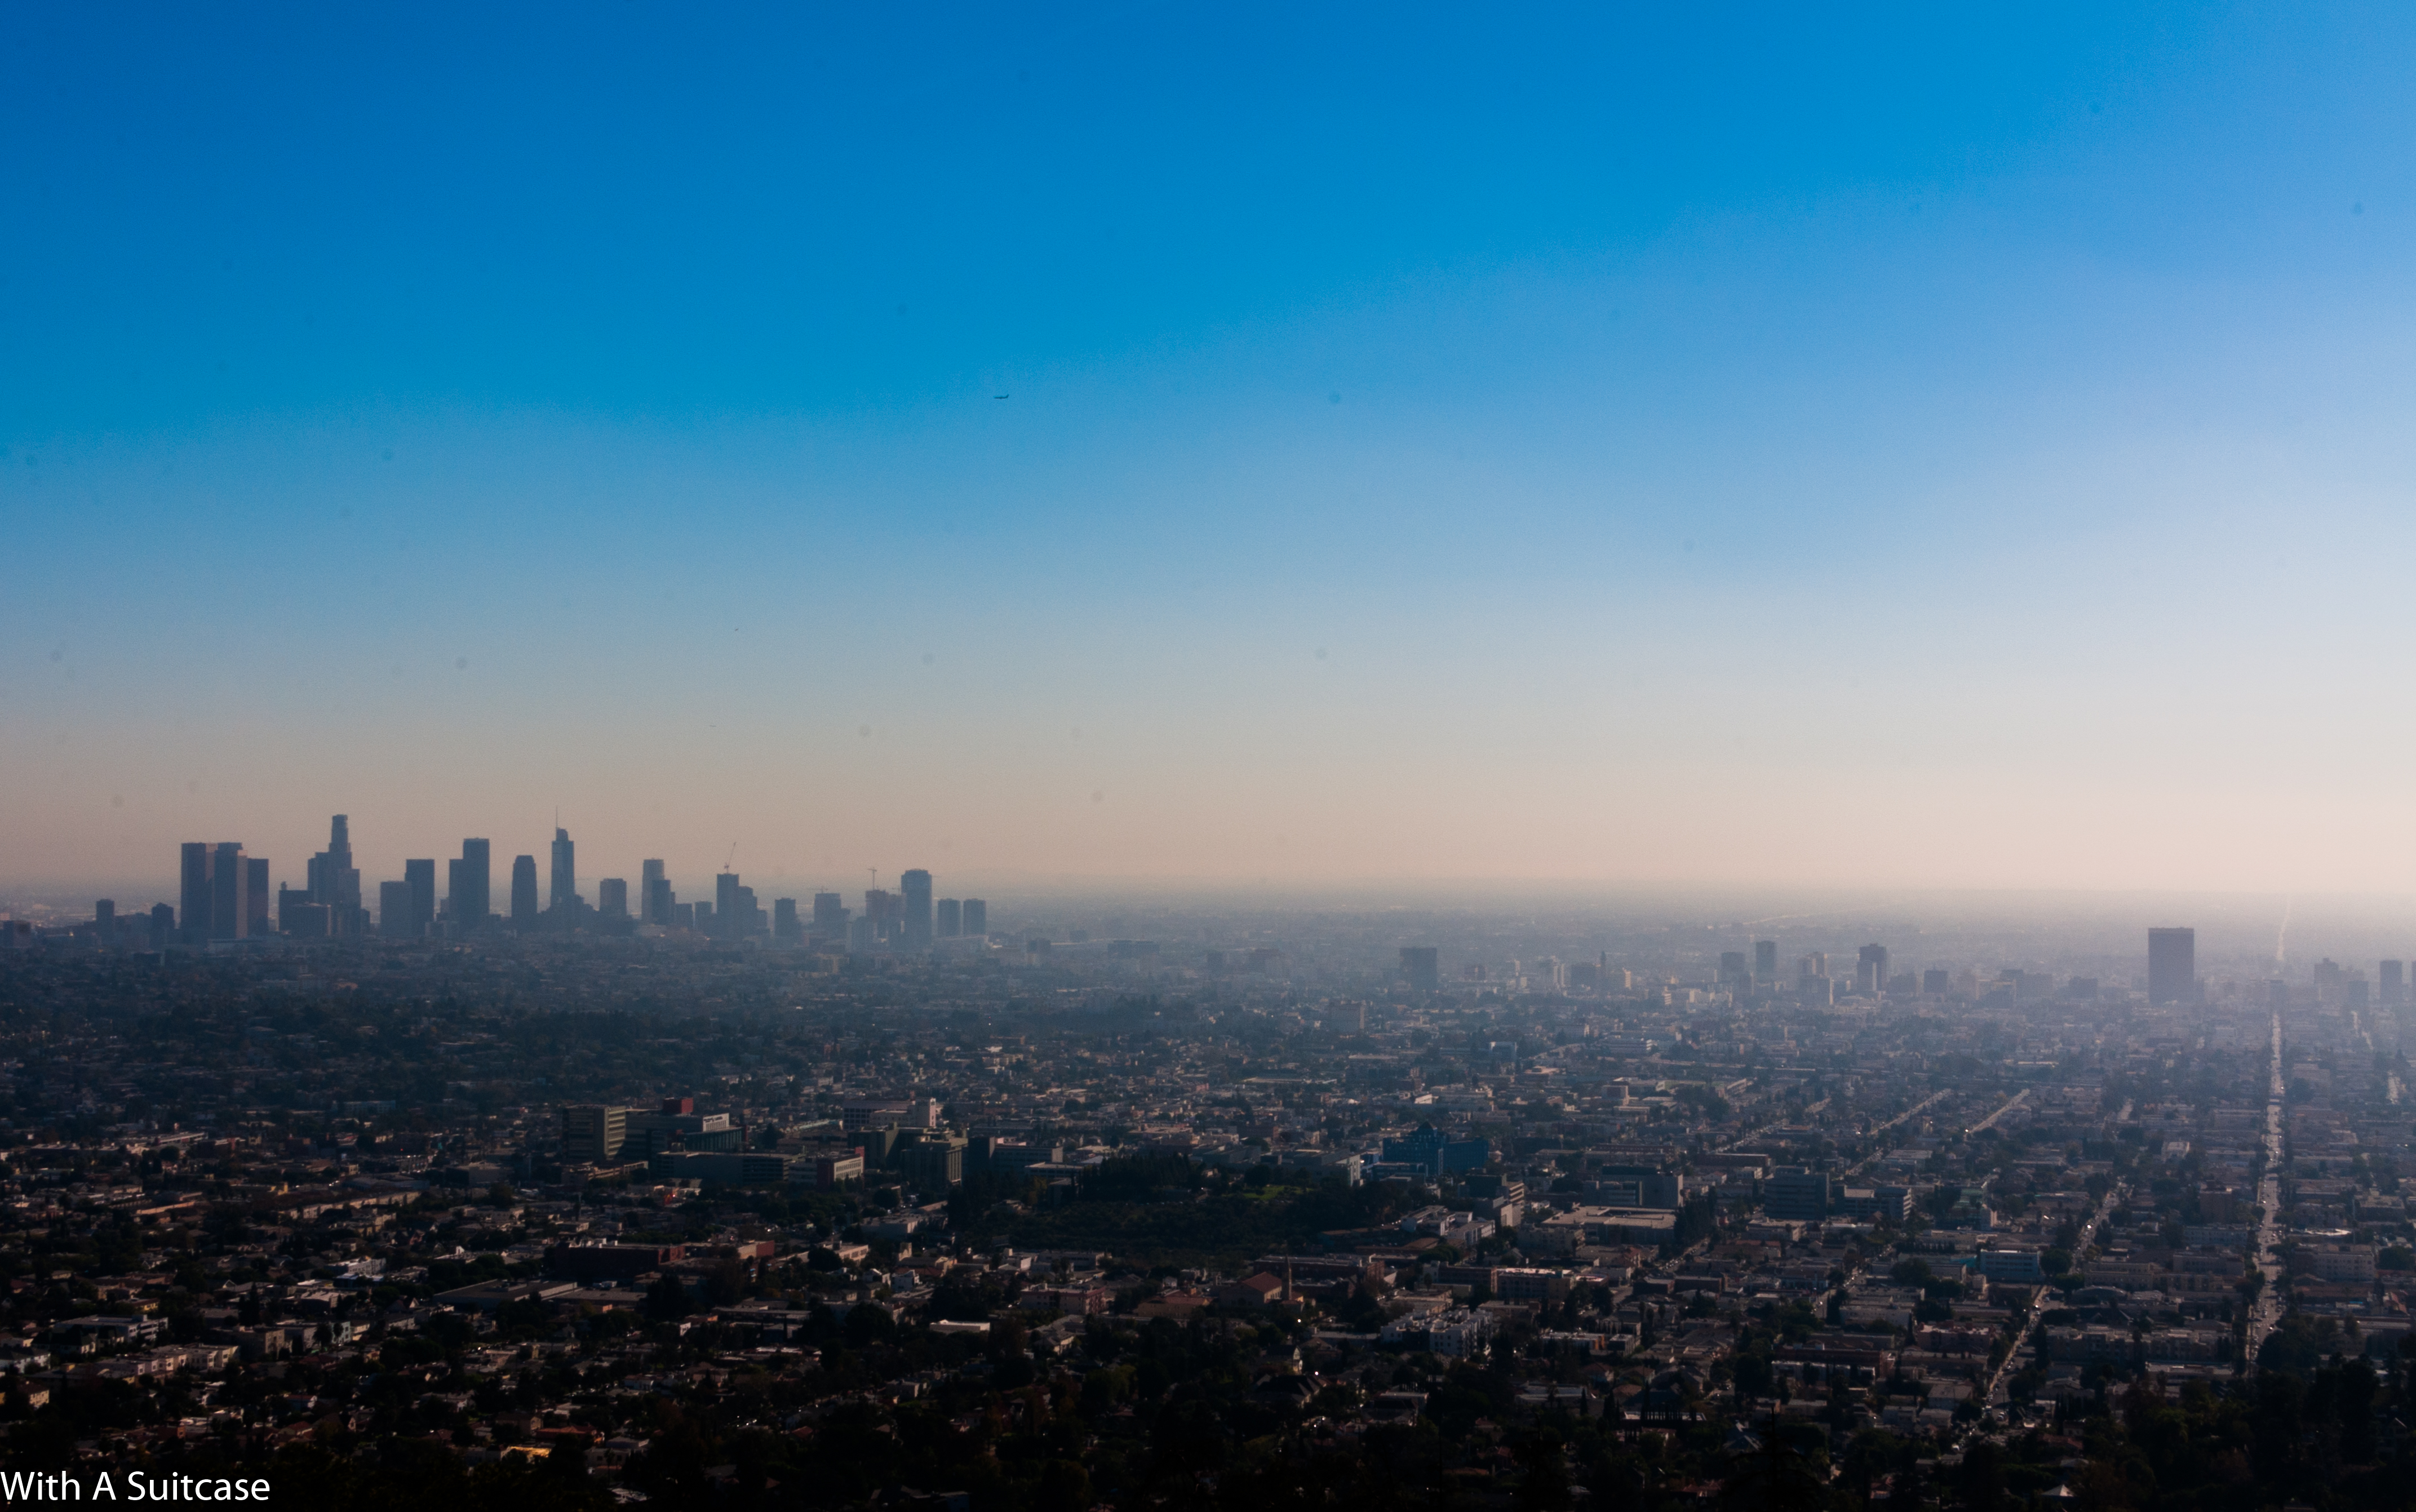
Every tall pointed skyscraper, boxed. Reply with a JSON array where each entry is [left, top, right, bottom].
[[307, 814, 365, 936], [549, 826, 578, 916]]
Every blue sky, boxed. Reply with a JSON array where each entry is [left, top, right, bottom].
[[9, 3, 2416, 899]]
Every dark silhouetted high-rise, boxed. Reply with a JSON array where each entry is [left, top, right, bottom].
[[549, 827, 577, 917], [511, 855, 539, 925], [2148, 927, 2195, 1005]]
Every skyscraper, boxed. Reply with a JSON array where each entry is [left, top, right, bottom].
[[813, 892, 846, 934], [2383, 960, 2406, 1008], [306, 814, 363, 934], [549, 827, 577, 915], [179, 843, 212, 941], [245, 857, 268, 938], [404, 858, 436, 938], [641, 860, 667, 924], [901, 868, 933, 949], [510, 855, 539, 925], [378, 880, 414, 937], [209, 843, 247, 941], [1856, 944, 1890, 997], [456, 839, 491, 929], [863, 888, 897, 941], [2148, 927, 2196, 1005], [597, 878, 628, 919], [961, 898, 987, 938], [717, 872, 742, 938], [773, 897, 799, 938], [1753, 939, 1778, 983], [936, 898, 962, 938], [277, 883, 313, 934], [1402, 946, 1440, 992]]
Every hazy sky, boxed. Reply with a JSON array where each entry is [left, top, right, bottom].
[[10, 4, 2416, 902]]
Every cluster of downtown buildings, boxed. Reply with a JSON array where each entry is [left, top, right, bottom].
[[68, 814, 988, 955]]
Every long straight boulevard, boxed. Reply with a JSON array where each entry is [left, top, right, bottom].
[[2245, 1011, 2286, 1369]]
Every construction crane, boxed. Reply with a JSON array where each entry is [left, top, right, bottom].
[[724, 842, 738, 874]]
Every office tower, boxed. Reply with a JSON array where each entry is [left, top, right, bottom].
[[147, 903, 174, 950], [2148, 926, 2196, 1005], [245, 857, 268, 938], [456, 840, 491, 929], [1798, 951, 1827, 982], [1922, 968, 1951, 995], [860, 879, 898, 937], [2383, 960, 2406, 1008], [646, 877, 674, 926], [206, 843, 248, 941], [847, 916, 878, 952], [549, 827, 577, 915], [93, 899, 115, 948], [179, 843, 212, 940], [901, 868, 934, 948], [404, 858, 436, 938], [1710, 942, 1749, 990], [277, 883, 309, 933], [378, 880, 414, 937], [813, 892, 846, 933], [1856, 944, 1889, 997], [691, 901, 713, 932], [562, 1105, 628, 1164], [672, 902, 694, 929], [598, 878, 628, 919], [709, 873, 766, 938], [1753, 939, 1778, 983], [1401, 946, 1440, 992], [936, 898, 962, 938], [961, 898, 987, 937], [509, 855, 539, 925], [284, 901, 331, 939], [306, 814, 363, 934], [641, 860, 667, 924], [773, 897, 800, 939]]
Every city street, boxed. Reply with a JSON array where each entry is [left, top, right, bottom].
[[2245, 1013, 2286, 1369]]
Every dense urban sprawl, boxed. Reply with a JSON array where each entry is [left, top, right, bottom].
[[0, 861, 2411, 1509]]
